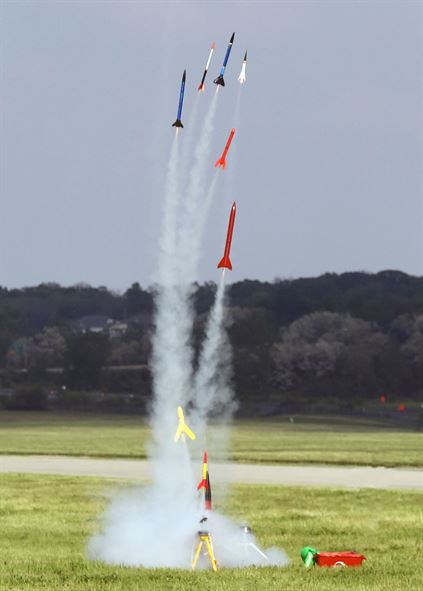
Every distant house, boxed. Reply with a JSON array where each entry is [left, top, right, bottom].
[[73, 315, 110, 334], [109, 322, 128, 339], [72, 315, 128, 338]]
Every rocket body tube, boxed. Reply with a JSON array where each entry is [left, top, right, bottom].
[[214, 32, 235, 87], [198, 43, 215, 91], [197, 451, 209, 490], [238, 51, 247, 84], [217, 202, 236, 271], [172, 70, 186, 128], [215, 128, 235, 169]]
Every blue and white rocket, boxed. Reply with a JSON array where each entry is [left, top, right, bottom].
[[214, 32, 235, 87], [172, 70, 186, 129]]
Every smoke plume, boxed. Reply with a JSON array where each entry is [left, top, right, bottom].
[[88, 89, 289, 570]]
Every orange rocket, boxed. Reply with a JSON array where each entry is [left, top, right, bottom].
[[215, 128, 235, 169]]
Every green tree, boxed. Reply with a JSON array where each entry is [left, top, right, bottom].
[[66, 333, 110, 389], [272, 312, 387, 399]]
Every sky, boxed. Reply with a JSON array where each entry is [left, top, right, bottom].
[[1, 0, 421, 290]]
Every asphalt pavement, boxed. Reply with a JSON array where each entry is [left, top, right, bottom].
[[1, 455, 422, 489]]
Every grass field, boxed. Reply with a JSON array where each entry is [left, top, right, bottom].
[[0, 411, 422, 467], [1, 473, 421, 590]]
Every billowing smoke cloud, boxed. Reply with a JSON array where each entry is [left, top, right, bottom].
[[89, 492, 289, 568]]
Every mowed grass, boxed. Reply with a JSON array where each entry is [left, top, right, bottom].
[[0, 411, 422, 467], [1, 474, 422, 590]]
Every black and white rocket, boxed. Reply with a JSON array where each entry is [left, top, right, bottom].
[[238, 51, 247, 84], [198, 42, 215, 92]]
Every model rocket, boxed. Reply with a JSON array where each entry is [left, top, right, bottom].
[[238, 51, 247, 84], [198, 43, 215, 92], [174, 406, 196, 442], [172, 70, 186, 129], [197, 451, 209, 491], [197, 451, 212, 511], [218, 202, 236, 271], [215, 128, 235, 169], [214, 32, 235, 87]]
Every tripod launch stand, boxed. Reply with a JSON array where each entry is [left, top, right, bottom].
[[192, 530, 218, 572]]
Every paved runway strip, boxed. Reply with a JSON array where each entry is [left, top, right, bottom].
[[1, 455, 422, 489]]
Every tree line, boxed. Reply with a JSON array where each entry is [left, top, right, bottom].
[[1, 271, 422, 414]]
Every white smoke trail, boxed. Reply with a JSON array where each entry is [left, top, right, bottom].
[[192, 272, 235, 430], [177, 94, 219, 284], [180, 94, 200, 182], [223, 86, 243, 201], [156, 135, 179, 284], [184, 171, 220, 276], [149, 95, 221, 443], [150, 134, 193, 443]]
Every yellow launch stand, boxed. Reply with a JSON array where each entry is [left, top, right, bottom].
[[192, 531, 218, 572]]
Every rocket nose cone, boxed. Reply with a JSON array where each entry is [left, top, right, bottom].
[[232, 202, 236, 210], [244, 51, 247, 61], [182, 70, 186, 81], [230, 32, 235, 42]]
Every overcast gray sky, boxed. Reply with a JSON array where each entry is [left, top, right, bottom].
[[1, 0, 421, 290]]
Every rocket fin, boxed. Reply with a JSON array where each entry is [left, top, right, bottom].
[[182, 424, 196, 441], [214, 158, 226, 169], [197, 479, 209, 491], [218, 257, 232, 271]]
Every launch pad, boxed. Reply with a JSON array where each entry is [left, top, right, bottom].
[[240, 525, 269, 563], [192, 530, 218, 572]]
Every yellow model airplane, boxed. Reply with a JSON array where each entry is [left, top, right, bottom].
[[174, 406, 196, 442]]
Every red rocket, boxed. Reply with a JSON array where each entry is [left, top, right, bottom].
[[215, 128, 235, 169], [217, 202, 236, 271], [197, 451, 209, 491]]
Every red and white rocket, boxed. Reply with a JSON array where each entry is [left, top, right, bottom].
[[198, 43, 216, 92]]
